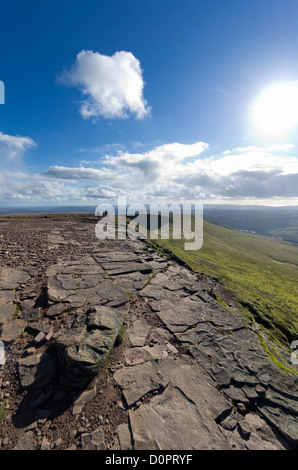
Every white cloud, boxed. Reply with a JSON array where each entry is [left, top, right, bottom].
[[2, 141, 298, 205], [41, 165, 119, 181], [0, 131, 36, 161], [60, 50, 150, 120], [103, 141, 209, 181]]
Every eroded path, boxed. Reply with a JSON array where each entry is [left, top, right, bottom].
[[0, 215, 297, 450]]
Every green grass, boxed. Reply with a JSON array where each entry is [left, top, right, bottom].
[[154, 220, 298, 346], [115, 323, 126, 346], [0, 401, 6, 421]]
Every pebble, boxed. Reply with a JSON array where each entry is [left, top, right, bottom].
[[237, 403, 246, 413], [54, 437, 63, 447]]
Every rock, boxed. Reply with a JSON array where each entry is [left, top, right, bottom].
[[0, 267, 31, 289], [0, 319, 27, 343], [114, 357, 178, 406], [13, 431, 37, 450], [18, 352, 56, 389], [45, 330, 54, 342], [46, 257, 131, 311], [127, 318, 151, 347], [40, 438, 51, 450], [54, 437, 63, 447], [81, 427, 106, 450], [53, 305, 125, 388], [238, 413, 288, 450], [111, 271, 151, 294], [47, 264, 128, 308], [124, 347, 153, 366], [20, 300, 36, 312], [26, 322, 52, 336], [73, 385, 97, 408], [220, 409, 244, 431], [255, 384, 266, 396], [237, 403, 247, 413], [46, 302, 70, 317], [238, 421, 251, 439], [22, 308, 41, 322], [224, 385, 250, 405], [116, 423, 133, 450], [129, 385, 231, 450], [0, 301, 16, 323], [103, 261, 153, 276]]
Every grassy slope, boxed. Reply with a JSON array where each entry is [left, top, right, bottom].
[[154, 220, 298, 346]]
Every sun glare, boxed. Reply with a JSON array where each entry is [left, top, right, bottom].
[[252, 82, 298, 138]]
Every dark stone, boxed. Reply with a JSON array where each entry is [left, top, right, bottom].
[[53, 305, 125, 388]]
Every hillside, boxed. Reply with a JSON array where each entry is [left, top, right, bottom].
[[204, 206, 298, 245], [0, 215, 297, 450], [150, 220, 298, 346]]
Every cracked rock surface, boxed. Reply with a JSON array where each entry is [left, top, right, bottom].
[[0, 215, 297, 450]]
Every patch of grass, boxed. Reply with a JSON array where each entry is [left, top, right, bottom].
[[257, 333, 297, 375], [13, 304, 20, 318], [142, 271, 157, 289], [61, 307, 75, 314], [115, 323, 126, 346], [154, 220, 298, 346], [0, 401, 6, 421], [209, 289, 230, 309]]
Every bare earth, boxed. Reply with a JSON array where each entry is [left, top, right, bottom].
[[0, 215, 297, 450]]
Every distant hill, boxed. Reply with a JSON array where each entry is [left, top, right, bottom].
[[0, 206, 95, 215], [204, 205, 298, 244]]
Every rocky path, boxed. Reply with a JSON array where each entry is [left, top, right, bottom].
[[0, 215, 297, 450]]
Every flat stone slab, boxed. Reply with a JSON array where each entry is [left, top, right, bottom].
[[0, 267, 36, 325], [0, 267, 31, 289], [127, 359, 232, 450], [81, 427, 106, 450], [103, 261, 153, 276], [13, 431, 37, 450], [127, 318, 151, 347], [0, 302, 17, 324], [0, 289, 15, 304], [114, 357, 179, 406], [111, 271, 151, 293], [0, 319, 27, 343], [46, 257, 128, 308]]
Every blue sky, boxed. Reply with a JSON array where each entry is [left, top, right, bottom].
[[1, 0, 298, 207]]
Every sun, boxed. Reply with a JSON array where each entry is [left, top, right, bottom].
[[252, 82, 298, 138]]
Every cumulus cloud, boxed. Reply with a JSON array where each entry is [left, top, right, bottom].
[[59, 50, 150, 120], [2, 141, 298, 205], [41, 165, 118, 181], [0, 131, 36, 161], [172, 145, 298, 199], [103, 141, 209, 181], [34, 141, 298, 202]]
